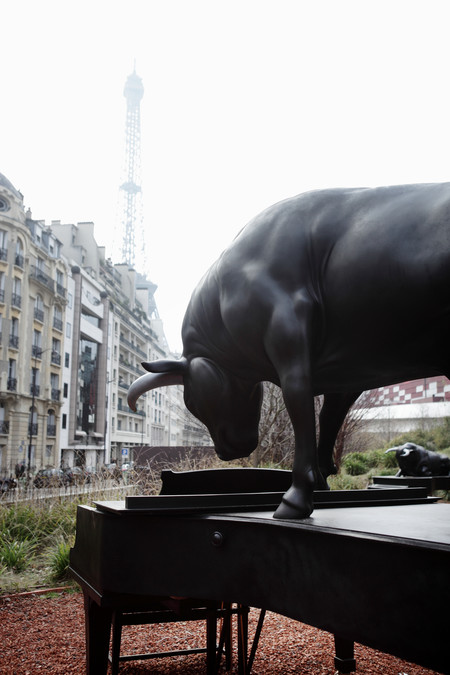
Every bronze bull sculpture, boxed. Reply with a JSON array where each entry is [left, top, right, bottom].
[[386, 442, 450, 477], [128, 183, 450, 519]]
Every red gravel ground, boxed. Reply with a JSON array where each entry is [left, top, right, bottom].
[[0, 591, 441, 674]]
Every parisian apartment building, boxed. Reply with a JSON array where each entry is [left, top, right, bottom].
[[0, 172, 209, 477]]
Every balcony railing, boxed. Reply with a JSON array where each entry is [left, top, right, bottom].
[[56, 283, 66, 298], [9, 334, 19, 349], [7, 377, 17, 391], [30, 265, 55, 292], [14, 253, 24, 268], [51, 388, 60, 401], [0, 421, 9, 434], [11, 293, 21, 308], [32, 344, 42, 358], [34, 307, 44, 322], [0, 247, 7, 261], [30, 384, 40, 396], [47, 424, 56, 436], [28, 423, 38, 436], [0, 289, 4, 303], [53, 317, 63, 331], [51, 351, 61, 365]]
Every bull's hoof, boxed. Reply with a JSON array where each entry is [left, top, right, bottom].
[[273, 486, 313, 520]]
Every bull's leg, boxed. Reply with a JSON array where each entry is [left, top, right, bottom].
[[316, 392, 361, 489], [266, 300, 320, 519], [274, 374, 318, 519]]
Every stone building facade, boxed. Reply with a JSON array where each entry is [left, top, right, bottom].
[[0, 173, 67, 474], [0, 172, 210, 478]]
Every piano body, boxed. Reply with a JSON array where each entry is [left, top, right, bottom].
[[70, 468, 450, 674]]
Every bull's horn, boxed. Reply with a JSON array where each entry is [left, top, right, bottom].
[[385, 447, 398, 454], [142, 357, 189, 374], [127, 371, 184, 411]]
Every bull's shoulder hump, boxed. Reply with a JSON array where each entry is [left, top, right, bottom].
[[217, 181, 450, 276]]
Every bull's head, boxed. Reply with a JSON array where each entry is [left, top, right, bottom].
[[127, 358, 263, 460]]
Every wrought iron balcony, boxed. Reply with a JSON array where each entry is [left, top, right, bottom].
[[14, 253, 24, 268], [28, 423, 38, 436], [7, 377, 17, 391], [9, 334, 19, 349], [34, 307, 44, 322], [51, 351, 61, 365], [56, 283, 66, 298], [53, 317, 63, 331], [30, 384, 40, 396], [30, 265, 55, 292], [0, 247, 7, 261], [51, 388, 60, 401], [32, 344, 42, 358], [47, 424, 56, 436], [0, 421, 9, 434], [11, 293, 21, 308]]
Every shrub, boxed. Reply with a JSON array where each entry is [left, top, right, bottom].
[[47, 538, 72, 582], [341, 452, 370, 476], [0, 537, 36, 572]]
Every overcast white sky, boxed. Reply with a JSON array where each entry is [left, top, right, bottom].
[[2, 1, 450, 352]]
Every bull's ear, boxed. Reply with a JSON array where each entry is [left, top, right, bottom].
[[142, 358, 188, 374]]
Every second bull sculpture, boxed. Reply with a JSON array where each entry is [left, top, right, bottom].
[[128, 182, 450, 519], [386, 442, 450, 477]]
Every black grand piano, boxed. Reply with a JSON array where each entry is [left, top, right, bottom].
[[70, 468, 450, 674]]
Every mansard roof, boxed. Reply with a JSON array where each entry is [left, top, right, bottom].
[[0, 172, 22, 198]]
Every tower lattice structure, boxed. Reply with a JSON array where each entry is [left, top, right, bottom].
[[119, 67, 144, 268]]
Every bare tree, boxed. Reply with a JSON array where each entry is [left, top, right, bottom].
[[333, 390, 380, 468], [253, 382, 295, 467], [254, 385, 379, 471]]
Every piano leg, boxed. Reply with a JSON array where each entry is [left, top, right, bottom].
[[206, 607, 218, 675], [334, 635, 356, 673], [83, 592, 112, 675], [237, 605, 249, 675]]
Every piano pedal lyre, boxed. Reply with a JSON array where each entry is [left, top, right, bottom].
[[108, 598, 254, 675]]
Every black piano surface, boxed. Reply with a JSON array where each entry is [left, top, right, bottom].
[[70, 469, 450, 674]]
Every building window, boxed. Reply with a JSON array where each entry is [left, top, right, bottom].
[[9, 318, 19, 349], [34, 295, 44, 322], [53, 306, 63, 331], [32, 329, 42, 357], [66, 322, 71, 338], [50, 373, 60, 401], [0, 229, 8, 261], [47, 410, 56, 437], [63, 383, 68, 398], [15, 239, 24, 268], [51, 338, 61, 365], [8, 359, 17, 391], [65, 352, 70, 368], [30, 367, 40, 396], [12, 277, 22, 308], [62, 413, 67, 429]]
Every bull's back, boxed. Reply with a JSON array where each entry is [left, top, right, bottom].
[[216, 183, 450, 388], [314, 183, 450, 389]]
